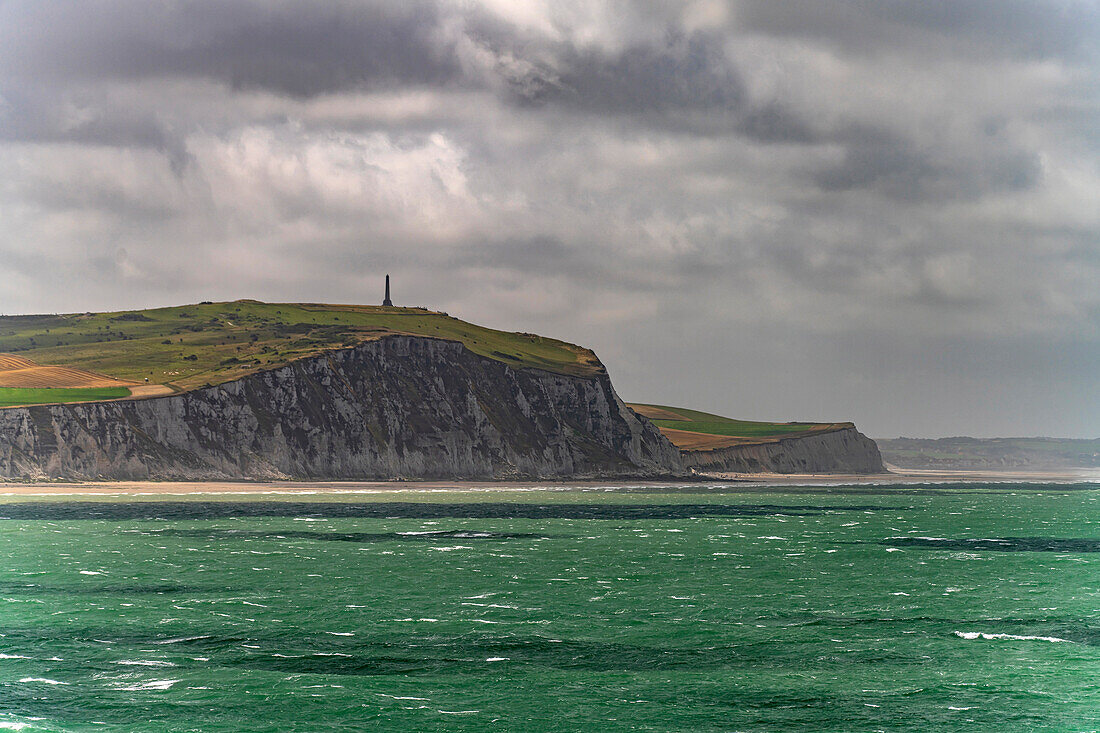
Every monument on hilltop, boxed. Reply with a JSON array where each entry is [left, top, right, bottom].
[[382, 274, 393, 307]]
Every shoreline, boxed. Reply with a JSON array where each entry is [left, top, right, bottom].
[[0, 468, 1097, 496]]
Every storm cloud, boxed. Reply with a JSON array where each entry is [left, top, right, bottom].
[[0, 0, 1097, 437]]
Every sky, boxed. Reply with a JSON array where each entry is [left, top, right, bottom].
[[0, 1, 1098, 438]]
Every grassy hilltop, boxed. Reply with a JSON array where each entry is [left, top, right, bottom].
[[627, 403, 848, 450], [0, 301, 601, 407]]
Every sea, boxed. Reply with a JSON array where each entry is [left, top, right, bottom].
[[1, 481, 1099, 732]]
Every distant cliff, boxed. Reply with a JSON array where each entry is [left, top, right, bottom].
[[877, 436, 1100, 470], [679, 425, 885, 474], [0, 336, 682, 481]]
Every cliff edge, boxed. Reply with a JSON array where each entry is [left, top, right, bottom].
[[679, 425, 885, 474], [0, 336, 682, 481]]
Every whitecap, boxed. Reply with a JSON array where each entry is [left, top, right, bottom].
[[118, 679, 179, 691], [17, 678, 67, 685], [954, 631, 1072, 643], [79, 571, 104, 576], [325, 632, 355, 636], [0, 654, 31, 660], [113, 660, 176, 667], [485, 657, 509, 662], [152, 635, 211, 645]]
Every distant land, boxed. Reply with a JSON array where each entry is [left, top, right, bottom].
[[628, 404, 884, 475], [0, 299, 881, 480], [876, 437, 1100, 470]]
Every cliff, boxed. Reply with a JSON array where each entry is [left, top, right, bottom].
[[679, 425, 885, 474], [0, 336, 682, 481]]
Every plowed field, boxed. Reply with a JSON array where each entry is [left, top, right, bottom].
[[0, 354, 135, 388]]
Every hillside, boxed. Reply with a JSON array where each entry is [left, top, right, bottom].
[[628, 404, 884, 474], [877, 437, 1100, 470], [0, 301, 601, 407], [627, 403, 844, 449]]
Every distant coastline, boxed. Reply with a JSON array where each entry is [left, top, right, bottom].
[[876, 436, 1100, 471]]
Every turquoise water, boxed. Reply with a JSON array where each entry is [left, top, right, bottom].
[[1, 483, 1099, 731]]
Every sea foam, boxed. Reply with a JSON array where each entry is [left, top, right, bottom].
[[954, 631, 1072, 643]]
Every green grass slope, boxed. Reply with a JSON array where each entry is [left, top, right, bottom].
[[0, 301, 601, 401], [627, 404, 841, 440], [0, 387, 132, 408]]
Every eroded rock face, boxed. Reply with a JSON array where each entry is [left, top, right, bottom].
[[679, 426, 885, 474], [0, 336, 682, 480]]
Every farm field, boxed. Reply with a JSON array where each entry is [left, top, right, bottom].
[[628, 403, 845, 450], [0, 353, 135, 389], [0, 300, 602, 405], [0, 387, 132, 408]]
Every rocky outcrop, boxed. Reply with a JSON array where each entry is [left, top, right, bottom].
[[680, 425, 885, 474], [0, 336, 682, 481]]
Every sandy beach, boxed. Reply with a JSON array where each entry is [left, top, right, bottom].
[[0, 468, 1097, 496]]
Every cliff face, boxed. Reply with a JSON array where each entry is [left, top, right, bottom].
[[0, 336, 682, 481], [680, 426, 884, 474]]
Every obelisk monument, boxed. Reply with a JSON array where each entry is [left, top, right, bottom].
[[382, 274, 393, 307]]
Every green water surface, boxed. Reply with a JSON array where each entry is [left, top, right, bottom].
[[0, 483, 1098, 731]]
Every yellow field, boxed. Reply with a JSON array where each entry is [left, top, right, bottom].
[[656, 425, 849, 451], [656, 427, 773, 450], [0, 354, 137, 389], [630, 404, 690, 421]]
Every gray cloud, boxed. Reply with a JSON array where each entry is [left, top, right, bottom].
[[811, 129, 1043, 201], [0, 1, 460, 96], [0, 0, 1097, 437], [736, 0, 1100, 61]]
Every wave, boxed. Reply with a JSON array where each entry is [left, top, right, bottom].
[[0, 720, 52, 731], [954, 631, 1073, 643], [115, 679, 180, 691], [151, 635, 212, 645]]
